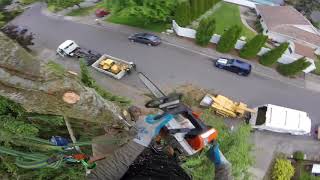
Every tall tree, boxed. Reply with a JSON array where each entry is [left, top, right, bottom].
[[259, 42, 289, 66], [174, 1, 191, 27], [195, 16, 215, 46], [217, 25, 242, 53], [277, 57, 311, 77], [239, 34, 268, 59]]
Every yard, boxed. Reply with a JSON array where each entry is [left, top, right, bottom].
[[210, 2, 256, 40], [107, 14, 170, 32], [67, 2, 105, 16]]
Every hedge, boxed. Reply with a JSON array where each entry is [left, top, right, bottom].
[[277, 57, 311, 77], [174, 1, 191, 27], [259, 42, 289, 66], [239, 34, 267, 59], [293, 151, 304, 161], [217, 25, 242, 53], [195, 16, 215, 46]]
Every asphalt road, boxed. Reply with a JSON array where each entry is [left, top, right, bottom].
[[11, 4, 320, 125], [9, 3, 320, 178]]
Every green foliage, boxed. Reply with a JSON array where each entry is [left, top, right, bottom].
[[259, 42, 289, 66], [46, 61, 65, 77], [313, 59, 320, 75], [271, 158, 294, 180], [239, 34, 267, 58], [79, 58, 95, 88], [47, 0, 83, 12], [182, 148, 215, 180], [174, 0, 191, 27], [0, 95, 25, 118], [277, 57, 311, 77], [79, 59, 131, 105], [0, 0, 11, 9], [217, 25, 242, 53], [182, 110, 253, 179], [293, 151, 304, 161], [299, 169, 320, 180], [195, 16, 216, 46]]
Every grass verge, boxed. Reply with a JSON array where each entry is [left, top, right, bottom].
[[210, 2, 255, 40], [67, 2, 105, 16], [107, 14, 170, 32]]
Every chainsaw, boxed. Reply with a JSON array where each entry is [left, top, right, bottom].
[[138, 72, 218, 156]]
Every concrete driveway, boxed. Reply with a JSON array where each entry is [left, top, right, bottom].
[[9, 3, 320, 179]]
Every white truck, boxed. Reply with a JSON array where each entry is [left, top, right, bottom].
[[249, 104, 312, 135], [56, 40, 136, 79]]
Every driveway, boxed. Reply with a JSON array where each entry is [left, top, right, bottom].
[[10, 3, 320, 178]]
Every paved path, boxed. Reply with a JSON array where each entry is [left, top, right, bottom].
[[10, 4, 320, 179]]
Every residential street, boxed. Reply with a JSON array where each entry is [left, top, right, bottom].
[[9, 3, 320, 178]]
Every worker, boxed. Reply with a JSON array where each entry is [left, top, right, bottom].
[[87, 114, 232, 180]]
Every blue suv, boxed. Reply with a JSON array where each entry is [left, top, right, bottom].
[[214, 58, 252, 76]]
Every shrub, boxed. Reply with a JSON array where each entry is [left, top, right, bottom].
[[259, 42, 289, 66], [272, 158, 294, 180], [239, 34, 268, 58], [174, 1, 191, 27], [195, 16, 215, 46], [293, 151, 304, 161], [216, 25, 242, 53], [277, 57, 311, 77]]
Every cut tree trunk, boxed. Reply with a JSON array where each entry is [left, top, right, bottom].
[[0, 32, 123, 125]]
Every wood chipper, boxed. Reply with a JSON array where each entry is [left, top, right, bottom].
[[200, 94, 255, 119]]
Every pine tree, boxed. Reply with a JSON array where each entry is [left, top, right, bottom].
[[277, 57, 311, 76], [259, 42, 289, 66], [217, 25, 242, 53], [239, 34, 268, 59], [174, 1, 191, 27], [195, 16, 215, 46]]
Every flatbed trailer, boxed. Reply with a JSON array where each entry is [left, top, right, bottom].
[[91, 54, 136, 79]]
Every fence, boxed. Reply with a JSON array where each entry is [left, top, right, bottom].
[[172, 20, 316, 73]]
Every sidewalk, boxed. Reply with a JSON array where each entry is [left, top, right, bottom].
[[40, 5, 320, 93]]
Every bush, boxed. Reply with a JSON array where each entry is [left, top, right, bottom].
[[259, 42, 289, 66], [272, 158, 294, 180], [293, 151, 304, 161], [239, 34, 267, 58], [195, 16, 215, 46], [174, 1, 191, 27], [216, 25, 242, 53], [277, 57, 311, 77]]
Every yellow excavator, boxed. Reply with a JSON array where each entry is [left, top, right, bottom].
[[200, 94, 255, 119]]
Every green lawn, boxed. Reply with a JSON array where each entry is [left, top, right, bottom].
[[210, 2, 256, 40], [67, 2, 106, 16], [107, 14, 170, 32]]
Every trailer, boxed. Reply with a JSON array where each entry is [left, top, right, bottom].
[[91, 54, 136, 79], [57, 40, 136, 79]]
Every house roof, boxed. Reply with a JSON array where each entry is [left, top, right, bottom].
[[256, 5, 320, 47], [294, 42, 317, 59]]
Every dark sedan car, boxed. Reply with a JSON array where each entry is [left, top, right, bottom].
[[128, 33, 161, 46], [214, 58, 252, 76]]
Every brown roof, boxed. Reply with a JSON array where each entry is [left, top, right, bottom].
[[294, 43, 317, 59], [256, 5, 320, 47], [273, 26, 320, 47], [256, 5, 311, 28]]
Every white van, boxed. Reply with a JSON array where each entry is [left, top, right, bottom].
[[249, 104, 311, 135]]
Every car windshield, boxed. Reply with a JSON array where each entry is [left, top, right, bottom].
[[145, 35, 158, 41], [227, 59, 234, 64]]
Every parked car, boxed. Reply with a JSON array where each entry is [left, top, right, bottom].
[[214, 58, 251, 76], [95, 9, 109, 18], [128, 33, 161, 46]]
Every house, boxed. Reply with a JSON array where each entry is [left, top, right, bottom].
[[256, 5, 320, 71]]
